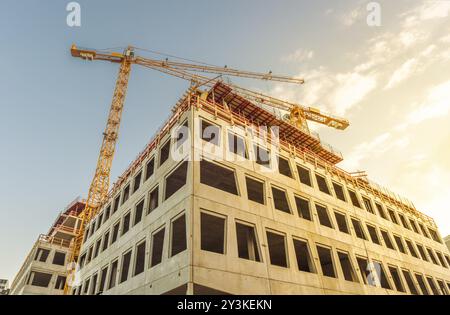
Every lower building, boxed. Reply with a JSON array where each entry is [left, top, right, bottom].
[[0, 279, 9, 295], [445, 235, 450, 253], [10, 198, 85, 295]]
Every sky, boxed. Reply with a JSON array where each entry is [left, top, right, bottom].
[[0, 0, 449, 283]]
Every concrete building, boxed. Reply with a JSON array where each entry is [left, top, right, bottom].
[[71, 83, 450, 295], [10, 199, 85, 295], [445, 235, 450, 252], [0, 279, 9, 295]]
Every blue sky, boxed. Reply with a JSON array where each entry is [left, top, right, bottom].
[[1, 0, 449, 283]]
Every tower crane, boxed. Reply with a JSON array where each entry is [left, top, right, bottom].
[[64, 44, 349, 294]]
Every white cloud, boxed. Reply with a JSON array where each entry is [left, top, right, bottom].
[[406, 80, 450, 122], [391, 163, 450, 235], [340, 132, 412, 171], [397, 80, 450, 129], [269, 66, 377, 117], [440, 33, 450, 43], [420, 44, 436, 56], [268, 1, 449, 143], [332, 72, 377, 115], [385, 44, 439, 90], [282, 49, 314, 63], [399, 30, 428, 48], [384, 58, 418, 89], [401, 0, 450, 27], [339, 132, 391, 170]]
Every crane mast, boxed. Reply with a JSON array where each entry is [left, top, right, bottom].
[[65, 44, 348, 294], [64, 47, 133, 294]]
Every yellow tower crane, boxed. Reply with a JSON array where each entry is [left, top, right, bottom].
[[64, 44, 348, 294]]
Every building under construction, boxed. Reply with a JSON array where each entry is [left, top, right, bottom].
[[69, 82, 450, 295], [10, 45, 450, 295], [9, 199, 85, 295]]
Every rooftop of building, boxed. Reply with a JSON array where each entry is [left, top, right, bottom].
[[101, 82, 436, 228]]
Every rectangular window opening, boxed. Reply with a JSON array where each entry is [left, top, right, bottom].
[[416, 244, 428, 261], [89, 274, 97, 295], [402, 270, 419, 295], [372, 261, 391, 289], [316, 204, 333, 228], [52, 252, 66, 266], [119, 250, 132, 284], [201, 212, 226, 254], [427, 248, 439, 265], [394, 235, 406, 253], [34, 248, 50, 262], [121, 212, 131, 236], [253, 144, 270, 167], [148, 185, 159, 213], [356, 256, 370, 285], [108, 260, 118, 289], [165, 161, 189, 199], [132, 171, 142, 194], [294, 196, 312, 221], [272, 187, 291, 214], [266, 231, 288, 268], [388, 208, 399, 224], [122, 184, 130, 205], [415, 274, 429, 295], [405, 239, 418, 258], [278, 156, 293, 178], [150, 228, 165, 267], [316, 174, 331, 195], [380, 230, 395, 250], [388, 266, 405, 292], [337, 251, 358, 282], [30, 272, 52, 288], [134, 241, 146, 276], [375, 202, 388, 220], [362, 196, 374, 214], [297, 165, 312, 186], [236, 222, 261, 262], [246, 177, 265, 205], [159, 140, 171, 167], [317, 245, 336, 278], [367, 224, 381, 245], [112, 195, 120, 213], [201, 120, 220, 146], [102, 231, 110, 252], [426, 277, 440, 295], [293, 238, 315, 273], [145, 158, 155, 181], [351, 218, 367, 240], [334, 211, 349, 234], [171, 214, 187, 257], [348, 189, 362, 208], [55, 275, 66, 290], [111, 222, 120, 244], [228, 132, 247, 159], [332, 182, 346, 201], [133, 199, 144, 225]]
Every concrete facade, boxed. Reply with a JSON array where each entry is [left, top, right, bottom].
[[10, 199, 84, 295], [445, 235, 450, 253], [0, 279, 9, 295], [73, 89, 450, 295]]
